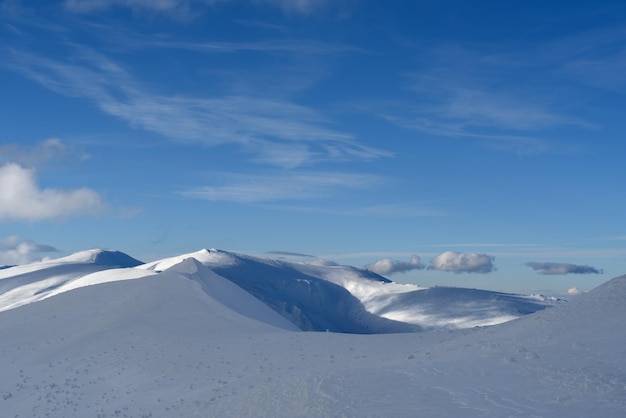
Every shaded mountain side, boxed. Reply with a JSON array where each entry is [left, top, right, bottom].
[[91, 250, 143, 267], [211, 258, 420, 333], [166, 257, 299, 332], [204, 250, 557, 332], [141, 249, 415, 333]]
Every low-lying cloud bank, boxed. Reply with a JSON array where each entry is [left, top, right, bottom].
[[365, 255, 424, 275], [366, 251, 496, 275], [0, 235, 59, 265], [429, 251, 496, 274], [526, 262, 603, 275]]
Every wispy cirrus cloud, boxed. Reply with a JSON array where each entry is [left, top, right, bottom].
[[146, 38, 363, 54], [266, 250, 315, 258], [256, 202, 441, 217], [63, 0, 226, 15], [180, 171, 384, 202], [529, 26, 626, 94], [2, 44, 386, 168], [366, 28, 616, 153], [253, 0, 330, 15], [63, 0, 345, 17], [373, 77, 590, 154], [526, 262, 603, 275], [378, 110, 552, 155], [408, 74, 589, 132], [605, 235, 626, 241]]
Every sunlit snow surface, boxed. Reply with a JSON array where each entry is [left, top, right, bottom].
[[0, 249, 624, 417]]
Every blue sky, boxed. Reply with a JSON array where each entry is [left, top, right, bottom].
[[1, 0, 625, 294]]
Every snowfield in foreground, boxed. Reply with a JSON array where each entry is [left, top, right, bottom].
[[0, 248, 624, 417]]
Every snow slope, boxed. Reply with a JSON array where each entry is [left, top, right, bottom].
[[0, 254, 623, 417], [0, 249, 147, 312]]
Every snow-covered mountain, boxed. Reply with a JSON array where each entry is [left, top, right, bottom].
[[0, 248, 623, 417], [0, 248, 558, 331], [137, 248, 558, 332], [0, 249, 147, 312]]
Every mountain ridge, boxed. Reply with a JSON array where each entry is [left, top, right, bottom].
[[0, 247, 561, 332], [0, 249, 623, 417]]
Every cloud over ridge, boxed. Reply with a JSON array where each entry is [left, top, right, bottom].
[[365, 255, 424, 276], [526, 262, 603, 275], [429, 251, 496, 274], [0, 235, 59, 265]]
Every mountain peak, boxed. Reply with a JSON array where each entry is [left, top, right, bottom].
[[56, 249, 143, 268]]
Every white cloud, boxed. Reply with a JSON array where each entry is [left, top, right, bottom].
[[181, 171, 384, 202], [526, 262, 603, 275], [365, 255, 424, 276], [0, 163, 104, 221], [0, 235, 59, 265], [429, 251, 496, 274], [567, 287, 582, 295]]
